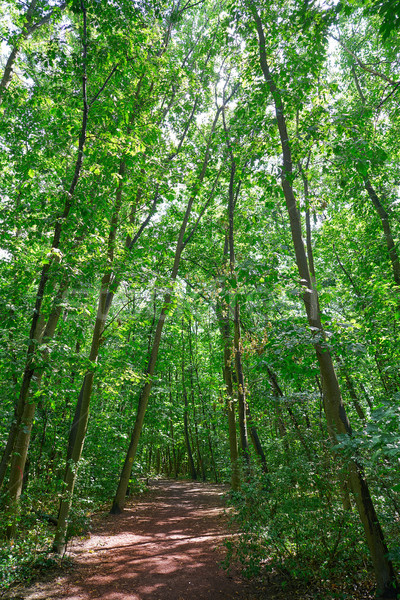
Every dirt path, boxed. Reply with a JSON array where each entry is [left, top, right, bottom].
[[7, 479, 266, 600]]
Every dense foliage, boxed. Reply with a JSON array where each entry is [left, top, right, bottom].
[[0, 0, 399, 597]]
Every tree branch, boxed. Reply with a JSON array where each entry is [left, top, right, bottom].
[[89, 64, 119, 107], [331, 34, 398, 86]]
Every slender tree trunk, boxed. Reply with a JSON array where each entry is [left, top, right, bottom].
[[176, 448, 183, 476], [246, 404, 268, 472], [360, 382, 374, 410], [253, 10, 398, 597], [188, 320, 206, 481], [191, 388, 205, 481], [110, 107, 223, 514], [53, 157, 127, 553], [4, 292, 66, 537], [52, 277, 112, 553], [196, 366, 219, 483], [267, 367, 312, 461], [219, 302, 241, 491], [0, 275, 70, 493], [213, 184, 239, 493], [35, 406, 49, 476], [182, 364, 197, 480], [169, 418, 178, 478], [168, 368, 179, 478], [344, 372, 366, 421], [2, 1, 89, 519], [0, 313, 44, 492], [364, 183, 400, 286], [0, 45, 20, 102], [155, 449, 161, 474], [233, 302, 250, 464], [181, 322, 197, 480], [224, 144, 250, 466]]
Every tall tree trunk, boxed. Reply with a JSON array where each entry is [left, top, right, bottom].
[[110, 107, 224, 514], [216, 298, 240, 491], [364, 177, 400, 290], [2, 2, 89, 522], [168, 369, 179, 478], [188, 320, 206, 481], [52, 278, 113, 553], [4, 290, 66, 536], [360, 382, 374, 410], [224, 133, 250, 466], [155, 449, 161, 474], [196, 365, 219, 483], [0, 313, 43, 492], [0, 275, 71, 493], [267, 367, 312, 461], [233, 301, 250, 464], [253, 9, 398, 598], [344, 371, 366, 421], [246, 404, 268, 472], [182, 342, 197, 480], [53, 160, 125, 554], [169, 418, 178, 478], [182, 322, 197, 479]]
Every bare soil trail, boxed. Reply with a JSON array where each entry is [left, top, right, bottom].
[[6, 479, 267, 600]]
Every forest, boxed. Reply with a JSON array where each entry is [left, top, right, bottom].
[[0, 0, 400, 598]]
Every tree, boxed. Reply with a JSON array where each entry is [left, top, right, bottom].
[[250, 3, 398, 596]]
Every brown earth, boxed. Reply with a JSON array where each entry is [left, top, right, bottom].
[[5, 479, 268, 600]]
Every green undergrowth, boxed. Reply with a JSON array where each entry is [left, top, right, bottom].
[[0, 498, 87, 593], [0, 471, 149, 593], [223, 454, 400, 600], [0, 514, 63, 592]]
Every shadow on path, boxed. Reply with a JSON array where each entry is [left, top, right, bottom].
[[7, 479, 265, 600]]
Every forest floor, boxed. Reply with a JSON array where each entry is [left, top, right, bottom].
[[3, 479, 273, 600], [3, 478, 378, 600]]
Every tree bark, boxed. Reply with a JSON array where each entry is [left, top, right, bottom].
[[267, 367, 312, 461], [196, 365, 219, 483], [344, 372, 366, 421], [188, 322, 206, 481], [52, 279, 112, 553], [364, 178, 400, 288], [246, 404, 268, 472], [169, 418, 178, 478], [182, 378, 197, 480], [182, 342, 197, 480], [223, 126, 250, 466], [217, 298, 240, 491], [53, 159, 125, 553], [233, 301, 250, 464], [5, 293, 65, 537]]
